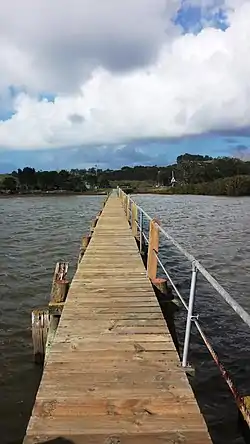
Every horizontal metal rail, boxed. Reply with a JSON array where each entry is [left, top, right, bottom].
[[128, 194, 250, 329], [117, 186, 250, 427]]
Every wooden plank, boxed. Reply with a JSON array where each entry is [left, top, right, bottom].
[[24, 432, 212, 444], [24, 192, 212, 444]]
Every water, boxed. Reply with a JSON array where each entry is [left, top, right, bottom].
[[135, 194, 250, 444], [1, 194, 250, 444], [0, 195, 103, 444]]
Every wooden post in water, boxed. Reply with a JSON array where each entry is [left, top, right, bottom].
[[46, 262, 70, 360], [50, 262, 69, 302], [147, 219, 159, 280], [131, 202, 138, 238], [31, 309, 49, 364], [45, 315, 59, 363]]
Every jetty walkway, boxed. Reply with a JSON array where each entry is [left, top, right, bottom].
[[24, 192, 212, 443]]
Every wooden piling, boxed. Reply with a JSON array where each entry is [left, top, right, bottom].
[[50, 262, 69, 301], [147, 219, 159, 280], [45, 315, 60, 362], [51, 261, 68, 283], [50, 280, 69, 303], [31, 309, 49, 364], [46, 261, 70, 360], [151, 277, 170, 301]]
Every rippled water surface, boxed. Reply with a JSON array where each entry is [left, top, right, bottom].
[[1, 194, 250, 444]]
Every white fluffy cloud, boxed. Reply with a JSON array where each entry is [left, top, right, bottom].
[[0, 0, 250, 149]]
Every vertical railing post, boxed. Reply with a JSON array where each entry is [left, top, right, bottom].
[[131, 202, 138, 238], [147, 219, 159, 280], [182, 262, 198, 368], [139, 210, 143, 253]]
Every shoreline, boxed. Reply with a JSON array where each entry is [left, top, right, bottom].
[[1, 190, 250, 198], [0, 191, 108, 198]]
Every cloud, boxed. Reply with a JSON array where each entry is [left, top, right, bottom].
[[224, 137, 238, 143], [68, 114, 85, 124], [231, 143, 250, 159], [0, 0, 179, 94], [234, 144, 248, 151], [1, 1, 250, 151]]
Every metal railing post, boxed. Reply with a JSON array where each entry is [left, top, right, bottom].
[[182, 262, 198, 368]]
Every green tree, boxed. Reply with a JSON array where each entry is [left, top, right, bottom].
[[1, 176, 18, 192]]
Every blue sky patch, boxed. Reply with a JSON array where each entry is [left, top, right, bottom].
[[175, 1, 228, 33], [1, 134, 249, 173]]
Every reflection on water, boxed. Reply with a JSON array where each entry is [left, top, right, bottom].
[[1, 194, 250, 443]]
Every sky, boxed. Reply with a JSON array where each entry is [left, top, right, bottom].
[[1, 0, 250, 172]]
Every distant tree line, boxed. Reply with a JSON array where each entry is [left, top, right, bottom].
[[0, 167, 111, 194], [1, 153, 250, 196], [167, 175, 250, 196]]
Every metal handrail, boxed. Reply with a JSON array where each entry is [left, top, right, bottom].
[[129, 194, 250, 329], [117, 186, 250, 427]]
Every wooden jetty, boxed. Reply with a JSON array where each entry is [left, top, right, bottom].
[[24, 192, 212, 444]]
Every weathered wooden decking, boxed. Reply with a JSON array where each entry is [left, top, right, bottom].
[[24, 194, 212, 444]]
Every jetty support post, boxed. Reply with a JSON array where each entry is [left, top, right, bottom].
[[46, 262, 70, 361], [182, 262, 198, 368], [31, 309, 49, 365], [147, 219, 159, 281]]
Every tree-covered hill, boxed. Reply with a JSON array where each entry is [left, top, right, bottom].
[[1, 153, 250, 196]]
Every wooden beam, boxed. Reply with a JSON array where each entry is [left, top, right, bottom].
[[147, 219, 159, 280]]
